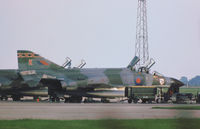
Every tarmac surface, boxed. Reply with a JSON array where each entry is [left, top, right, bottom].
[[0, 102, 200, 120]]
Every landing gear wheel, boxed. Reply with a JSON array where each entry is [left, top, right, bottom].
[[142, 99, 146, 103], [128, 99, 133, 104]]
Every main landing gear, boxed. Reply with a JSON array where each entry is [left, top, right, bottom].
[[49, 95, 60, 102], [64, 96, 82, 103], [12, 95, 21, 101], [0, 96, 8, 101]]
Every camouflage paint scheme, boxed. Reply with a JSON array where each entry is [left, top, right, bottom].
[[0, 50, 183, 102]]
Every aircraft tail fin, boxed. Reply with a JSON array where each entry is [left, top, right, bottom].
[[17, 50, 63, 70]]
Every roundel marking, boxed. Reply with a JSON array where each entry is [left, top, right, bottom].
[[135, 77, 142, 85], [136, 78, 141, 84]]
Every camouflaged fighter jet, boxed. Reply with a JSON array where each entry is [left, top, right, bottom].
[[15, 50, 183, 102], [0, 50, 183, 102], [0, 69, 49, 101]]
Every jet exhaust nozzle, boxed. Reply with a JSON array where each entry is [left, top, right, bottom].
[[170, 78, 184, 87]]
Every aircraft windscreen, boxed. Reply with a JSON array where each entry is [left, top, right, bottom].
[[153, 71, 164, 77]]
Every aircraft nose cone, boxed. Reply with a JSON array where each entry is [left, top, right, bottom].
[[170, 78, 184, 87]]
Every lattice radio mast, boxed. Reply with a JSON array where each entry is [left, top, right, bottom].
[[135, 0, 149, 67]]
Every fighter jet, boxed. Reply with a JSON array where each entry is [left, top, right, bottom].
[[5, 50, 182, 102], [0, 50, 183, 102], [0, 69, 49, 101]]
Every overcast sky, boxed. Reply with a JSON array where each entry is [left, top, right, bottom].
[[0, 0, 200, 79]]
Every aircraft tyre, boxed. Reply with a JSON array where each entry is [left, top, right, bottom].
[[128, 98, 132, 104], [142, 99, 146, 103]]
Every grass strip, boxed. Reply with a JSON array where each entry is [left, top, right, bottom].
[[152, 106, 200, 110], [0, 119, 200, 129]]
